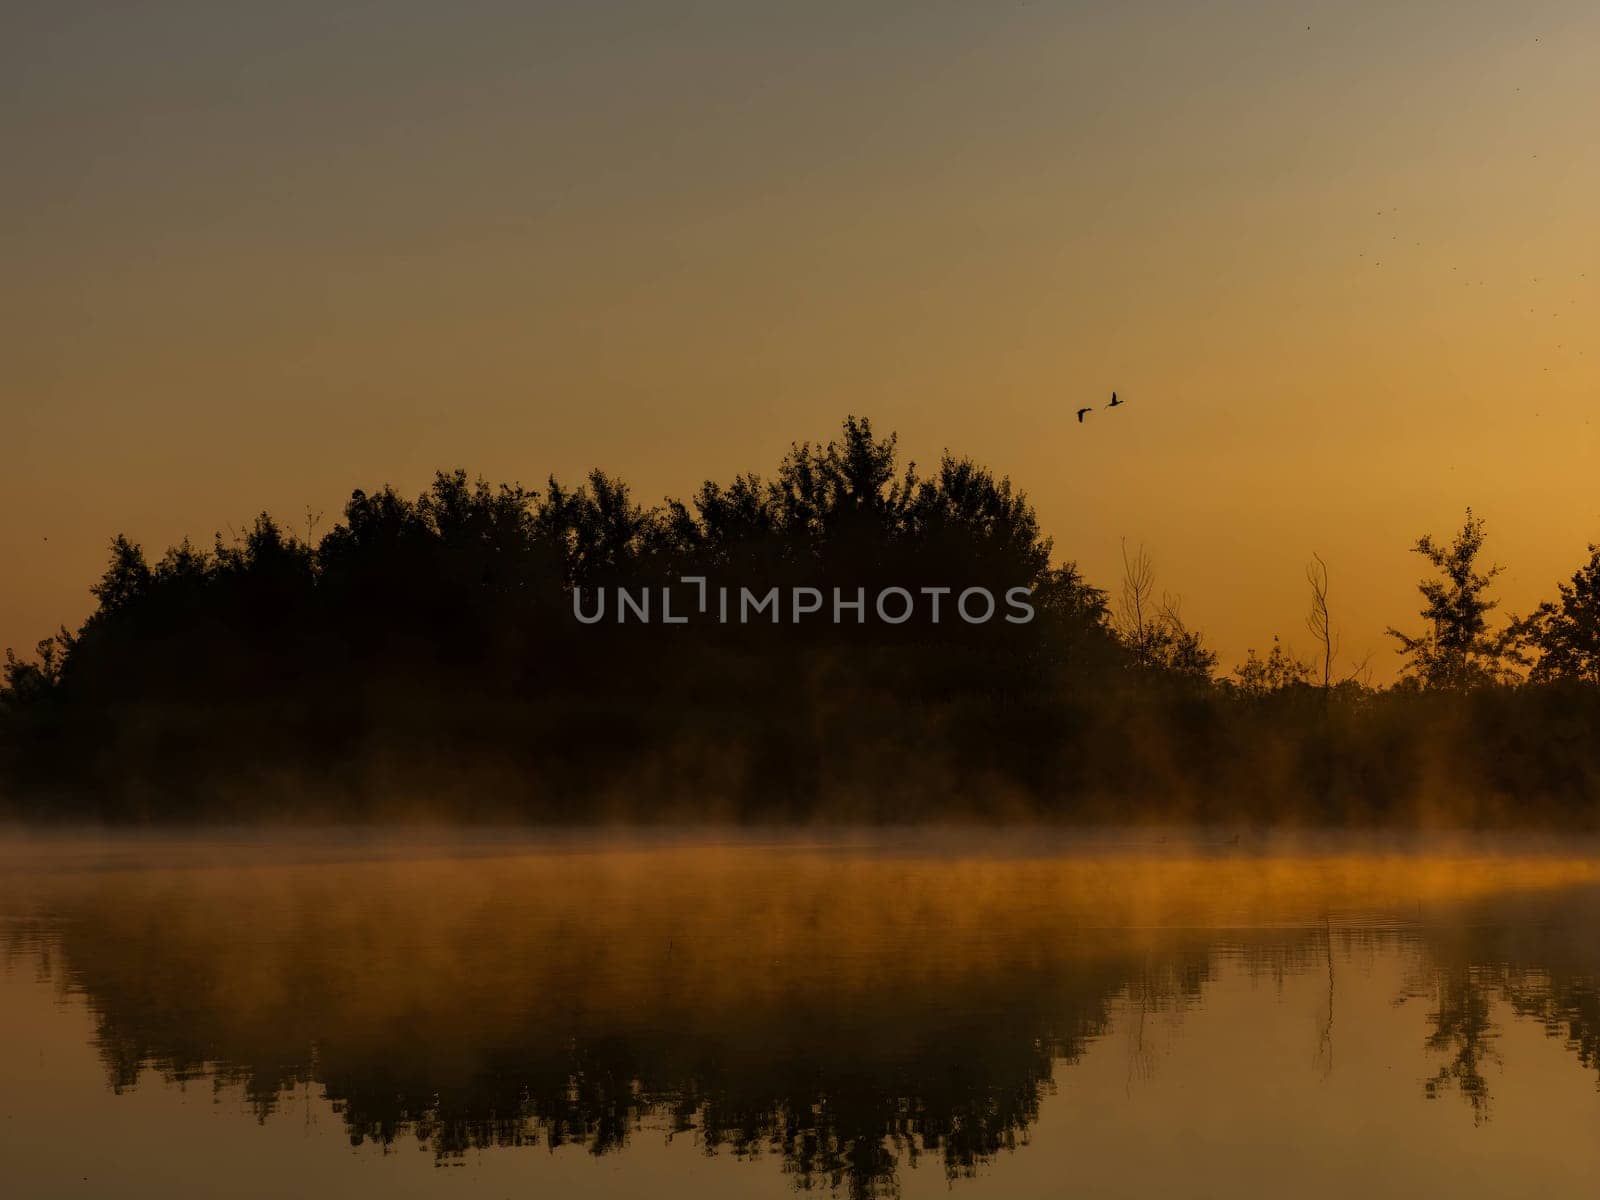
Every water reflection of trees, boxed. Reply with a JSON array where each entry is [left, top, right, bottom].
[[1394, 887, 1600, 1121], [6, 849, 1600, 1197], [1419, 966, 1499, 1120], [1412, 959, 1600, 1124]]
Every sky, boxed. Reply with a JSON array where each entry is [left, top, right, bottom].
[[4, 0, 1598, 680]]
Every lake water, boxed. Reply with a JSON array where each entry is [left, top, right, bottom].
[[2, 830, 1598, 1198]]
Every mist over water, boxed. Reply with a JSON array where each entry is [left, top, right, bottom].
[[3, 828, 1599, 1199]]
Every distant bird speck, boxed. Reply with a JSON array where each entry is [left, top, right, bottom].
[[1076, 407, 1092, 424], [1108, 392, 1124, 408]]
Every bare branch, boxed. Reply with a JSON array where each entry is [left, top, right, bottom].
[[1305, 552, 1335, 690]]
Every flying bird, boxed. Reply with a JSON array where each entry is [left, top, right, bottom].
[[1107, 391, 1123, 408], [1076, 407, 1092, 423]]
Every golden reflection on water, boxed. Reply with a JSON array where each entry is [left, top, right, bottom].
[[2, 831, 1599, 1199]]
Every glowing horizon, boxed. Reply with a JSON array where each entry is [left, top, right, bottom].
[[5, 1, 1598, 681]]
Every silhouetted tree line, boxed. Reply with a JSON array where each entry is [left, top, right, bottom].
[[3, 417, 1600, 822]]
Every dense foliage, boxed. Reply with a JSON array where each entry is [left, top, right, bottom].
[[3, 418, 1598, 824]]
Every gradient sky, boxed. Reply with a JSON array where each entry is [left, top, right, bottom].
[[5, 0, 1598, 680]]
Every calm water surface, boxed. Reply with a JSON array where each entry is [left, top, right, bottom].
[[2, 829, 1598, 1198]]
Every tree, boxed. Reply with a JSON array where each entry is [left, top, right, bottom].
[[1114, 541, 1215, 681], [1, 629, 74, 708], [1305, 553, 1337, 690], [1516, 544, 1600, 685], [1386, 509, 1510, 689], [90, 535, 152, 612], [1115, 540, 1157, 668], [1143, 599, 1217, 681], [1232, 636, 1313, 697]]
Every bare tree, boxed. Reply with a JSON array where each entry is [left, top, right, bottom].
[[1305, 553, 1377, 693], [1113, 541, 1216, 679], [1118, 539, 1156, 667], [1305, 553, 1338, 690]]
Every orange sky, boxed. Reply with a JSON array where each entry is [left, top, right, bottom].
[[5, 1, 1598, 680]]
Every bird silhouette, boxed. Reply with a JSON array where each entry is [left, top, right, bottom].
[[1076, 407, 1092, 423], [1107, 391, 1123, 408]]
